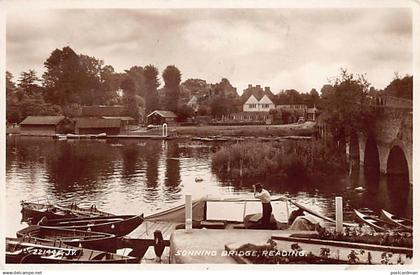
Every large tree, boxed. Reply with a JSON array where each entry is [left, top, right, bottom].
[[18, 70, 42, 96], [382, 75, 412, 100], [125, 66, 145, 97], [100, 65, 121, 105], [162, 65, 181, 113], [144, 65, 160, 115], [42, 46, 116, 107], [43, 46, 81, 105], [322, 69, 376, 151], [121, 77, 141, 122]]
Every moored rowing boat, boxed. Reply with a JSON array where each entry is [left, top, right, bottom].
[[353, 209, 395, 232], [21, 200, 113, 224], [17, 225, 118, 252], [6, 237, 138, 264], [38, 214, 144, 237], [381, 210, 412, 231]]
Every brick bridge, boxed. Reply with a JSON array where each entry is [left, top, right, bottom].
[[347, 96, 413, 184]]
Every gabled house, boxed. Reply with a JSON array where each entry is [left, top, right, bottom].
[[242, 85, 276, 112]]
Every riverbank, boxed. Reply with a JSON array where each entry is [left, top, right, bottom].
[[6, 122, 316, 140]]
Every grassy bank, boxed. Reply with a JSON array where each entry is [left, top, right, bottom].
[[170, 122, 316, 137], [211, 139, 347, 179]]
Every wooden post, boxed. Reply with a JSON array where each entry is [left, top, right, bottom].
[[162, 123, 168, 137], [185, 194, 192, 233], [335, 196, 343, 233]]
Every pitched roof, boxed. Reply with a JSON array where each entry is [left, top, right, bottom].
[[75, 118, 121, 129], [81, 105, 126, 117], [20, 116, 65, 126], [241, 88, 276, 104], [147, 110, 177, 118], [244, 94, 259, 104]]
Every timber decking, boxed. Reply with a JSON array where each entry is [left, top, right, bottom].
[[126, 221, 179, 246]]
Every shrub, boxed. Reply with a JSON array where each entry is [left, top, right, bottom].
[[211, 140, 347, 179]]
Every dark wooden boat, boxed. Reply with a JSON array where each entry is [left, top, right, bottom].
[[381, 210, 413, 231], [38, 214, 144, 237], [21, 200, 112, 224], [17, 225, 118, 252], [6, 238, 138, 264], [354, 209, 395, 232]]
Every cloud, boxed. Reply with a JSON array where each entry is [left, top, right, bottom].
[[6, 8, 412, 93]]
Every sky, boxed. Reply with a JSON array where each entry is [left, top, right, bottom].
[[6, 8, 412, 94]]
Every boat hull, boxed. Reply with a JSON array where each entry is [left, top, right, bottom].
[[6, 238, 138, 264], [21, 201, 112, 224], [38, 215, 144, 237], [381, 210, 413, 231], [17, 225, 118, 252], [354, 209, 394, 232]]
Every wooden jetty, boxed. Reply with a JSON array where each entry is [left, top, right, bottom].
[[122, 195, 288, 260]]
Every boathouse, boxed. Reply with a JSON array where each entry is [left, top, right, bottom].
[[20, 116, 66, 135], [147, 110, 177, 125], [81, 105, 137, 129], [75, 118, 121, 135]]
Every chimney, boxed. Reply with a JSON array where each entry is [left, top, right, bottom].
[[248, 84, 252, 89], [256, 84, 261, 89], [264, 87, 270, 92]]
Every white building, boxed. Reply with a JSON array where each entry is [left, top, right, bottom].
[[243, 94, 275, 112]]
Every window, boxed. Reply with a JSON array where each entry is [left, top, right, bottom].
[[248, 104, 257, 108], [261, 104, 270, 108]]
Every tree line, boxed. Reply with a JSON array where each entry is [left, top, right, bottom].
[[6, 46, 413, 128], [6, 46, 183, 123]]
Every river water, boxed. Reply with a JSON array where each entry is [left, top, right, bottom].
[[5, 136, 412, 236]]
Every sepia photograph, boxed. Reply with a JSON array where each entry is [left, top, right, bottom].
[[1, 0, 417, 270]]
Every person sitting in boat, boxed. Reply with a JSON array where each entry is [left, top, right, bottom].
[[289, 214, 322, 231], [253, 183, 273, 229], [288, 208, 305, 225]]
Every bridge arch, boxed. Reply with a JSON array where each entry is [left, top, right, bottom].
[[363, 136, 380, 176], [386, 142, 409, 178]]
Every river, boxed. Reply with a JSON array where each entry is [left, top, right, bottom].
[[5, 136, 412, 236]]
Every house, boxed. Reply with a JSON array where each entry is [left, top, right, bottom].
[[242, 85, 276, 112], [147, 110, 178, 125], [75, 118, 121, 135], [307, 106, 321, 121], [20, 116, 66, 135]]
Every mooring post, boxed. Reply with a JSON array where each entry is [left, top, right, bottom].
[[335, 196, 343, 233], [185, 194, 192, 233], [162, 123, 168, 137]]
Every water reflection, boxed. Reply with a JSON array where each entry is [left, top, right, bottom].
[[5, 136, 412, 236]]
